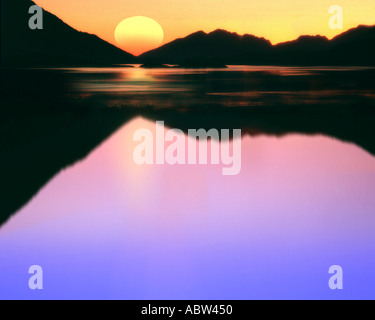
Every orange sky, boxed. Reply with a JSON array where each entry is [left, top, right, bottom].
[[34, 0, 375, 54]]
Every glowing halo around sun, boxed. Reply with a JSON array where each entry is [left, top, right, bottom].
[[114, 16, 164, 56]]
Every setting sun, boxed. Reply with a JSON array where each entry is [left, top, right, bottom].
[[114, 16, 164, 56]]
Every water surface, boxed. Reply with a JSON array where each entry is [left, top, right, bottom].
[[0, 66, 374, 299]]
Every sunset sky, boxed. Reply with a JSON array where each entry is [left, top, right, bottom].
[[34, 0, 375, 54]]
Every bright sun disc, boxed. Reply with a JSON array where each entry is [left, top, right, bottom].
[[114, 16, 164, 56]]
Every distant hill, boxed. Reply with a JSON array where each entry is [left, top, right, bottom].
[[140, 29, 272, 65], [327, 25, 375, 65], [1, 0, 135, 67], [140, 25, 375, 66]]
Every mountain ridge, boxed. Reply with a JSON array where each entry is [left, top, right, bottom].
[[1, 0, 135, 67], [139, 25, 375, 66], [1, 0, 374, 66]]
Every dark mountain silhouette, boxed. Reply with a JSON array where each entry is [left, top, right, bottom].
[[327, 25, 375, 65], [140, 25, 375, 66], [1, 0, 135, 67], [2, 0, 374, 67], [140, 29, 272, 65], [275, 35, 330, 51]]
